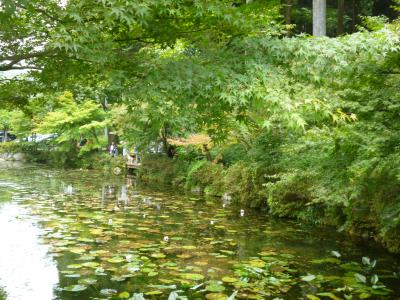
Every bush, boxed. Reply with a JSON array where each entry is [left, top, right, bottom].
[[139, 154, 189, 185], [223, 162, 265, 207], [214, 143, 249, 166], [185, 160, 225, 196], [264, 170, 314, 219]]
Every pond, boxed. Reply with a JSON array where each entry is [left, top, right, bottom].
[[0, 163, 399, 300]]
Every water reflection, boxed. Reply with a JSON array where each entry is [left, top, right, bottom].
[[0, 166, 399, 299], [64, 185, 74, 195], [0, 204, 58, 300]]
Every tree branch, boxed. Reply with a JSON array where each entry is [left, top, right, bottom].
[[16, 3, 62, 23], [0, 49, 55, 62]]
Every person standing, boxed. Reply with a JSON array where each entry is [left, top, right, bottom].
[[109, 142, 118, 157]]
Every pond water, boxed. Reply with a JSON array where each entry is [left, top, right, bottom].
[[0, 163, 399, 300]]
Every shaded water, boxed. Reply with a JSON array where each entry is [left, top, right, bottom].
[[0, 163, 399, 300]]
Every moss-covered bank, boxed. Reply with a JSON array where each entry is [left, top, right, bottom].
[[138, 153, 400, 254]]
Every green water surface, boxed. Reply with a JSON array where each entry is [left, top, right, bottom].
[[0, 162, 399, 300]]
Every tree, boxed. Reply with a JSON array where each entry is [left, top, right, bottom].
[[35, 91, 107, 154], [313, 0, 326, 36], [0, 110, 13, 142], [337, 0, 345, 35]]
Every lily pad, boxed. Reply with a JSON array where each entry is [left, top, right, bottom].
[[182, 245, 196, 250], [67, 264, 83, 269], [206, 282, 226, 292], [107, 256, 125, 263], [205, 293, 228, 300], [180, 273, 205, 281], [100, 288, 118, 296], [145, 290, 163, 295], [151, 252, 166, 259], [221, 277, 238, 283], [63, 284, 87, 292], [78, 278, 97, 285], [82, 261, 100, 268], [301, 274, 316, 282], [119, 291, 130, 299]]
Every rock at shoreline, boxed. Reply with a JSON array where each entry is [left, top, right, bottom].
[[0, 152, 26, 162]]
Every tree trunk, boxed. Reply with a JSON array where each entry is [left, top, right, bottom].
[[161, 123, 169, 155], [351, 0, 358, 32], [3, 130, 8, 142], [285, 0, 292, 25], [203, 144, 212, 162], [313, 0, 326, 36], [297, 0, 304, 8], [337, 0, 345, 35]]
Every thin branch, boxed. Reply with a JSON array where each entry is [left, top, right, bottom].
[[0, 66, 43, 71], [0, 49, 55, 62], [16, 3, 62, 23]]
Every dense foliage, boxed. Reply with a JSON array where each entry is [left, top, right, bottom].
[[1, 0, 400, 253]]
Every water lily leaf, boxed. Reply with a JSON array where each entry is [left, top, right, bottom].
[[258, 251, 277, 256], [67, 264, 82, 269], [132, 293, 146, 300], [78, 255, 96, 261], [362, 257, 370, 265], [317, 292, 341, 300], [206, 282, 225, 292], [371, 274, 379, 284], [100, 288, 118, 296], [221, 277, 238, 283], [118, 291, 130, 298], [78, 278, 97, 285], [82, 261, 99, 268], [142, 267, 154, 273], [168, 291, 179, 300], [177, 254, 193, 259], [63, 284, 87, 292], [359, 293, 371, 299], [111, 275, 127, 282], [311, 258, 341, 264], [151, 252, 166, 259], [182, 245, 196, 250], [191, 283, 204, 290], [69, 247, 86, 254], [228, 291, 238, 300], [94, 267, 107, 275], [64, 273, 81, 278], [219, 250, 235, 255], [180, 273, 205, 281], [369, 288, 391, 296], [77, 237, 94, 243], [248, 260, 266, 268], [108, 256, 125, 263], [354, 273, 367, 283], [340, 262, 363, 272], [90, 229, 103, 235], [145, 290, 163, 295], [205, 293, 228, 300], [301, 274, 316, 282], [137, 227, 150, 231]]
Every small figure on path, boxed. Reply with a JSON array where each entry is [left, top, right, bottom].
[[109, 142, 118, 157]]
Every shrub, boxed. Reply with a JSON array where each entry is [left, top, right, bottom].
[[139, 154, 189, 185], [223, 162, 265, 207], [185, 160, 225, 196]]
